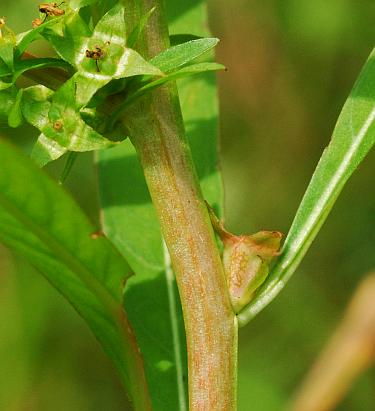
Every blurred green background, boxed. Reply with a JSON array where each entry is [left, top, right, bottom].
[[1, 0, 375, 410]]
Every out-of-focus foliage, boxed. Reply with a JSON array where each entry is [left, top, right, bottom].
[[212, 1, 375, 409], [1, 0, 375, 410]]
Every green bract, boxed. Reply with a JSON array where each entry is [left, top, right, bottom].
[[24, 82, 114, 166], [0, 2, 222, 168]]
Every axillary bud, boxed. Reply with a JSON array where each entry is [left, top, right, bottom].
[[207, 202, 282, 313]]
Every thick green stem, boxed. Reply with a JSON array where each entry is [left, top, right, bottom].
[[123, 1, 238, 409], [22, 2, 238, 407]]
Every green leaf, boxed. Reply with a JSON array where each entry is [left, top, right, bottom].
[[169, 34, 202, 46], [139, 62, 225, 95], [73, 43, 161, 107], [47, 78, 114, 148], [16, 16, 65, 56], [97, 3, 224, 410], [108, 62, 224, 127], [43, 12, 91, 66], [0, 80, 13, 90], [21, 84, 54, 126], [0, 139, 150, 407], [150, 37, 219, 73], [7, 88, 23, 128], [74, 4, 161, 104], [59, 151, 78, 184], [45, 5, 161, 107], [14, 57, 71, 76], [237, 49, 375, 327], [0, 57, 71, 87], [31, 133, 69, 166], [92, 2, 127, 41]]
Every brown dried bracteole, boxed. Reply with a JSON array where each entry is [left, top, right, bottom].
[[32, 18, 44, 28], [206, 201, 283, 313], [0, 16, 6, 37], [38, 2, 65, 24], [85, 46, 106, 72], [91, 230, 105, 240], [53, 120, 63, 131]]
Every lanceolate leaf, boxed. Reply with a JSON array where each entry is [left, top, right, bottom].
[[109, 62, 224, 126], [16, 16, 65, 56], [238, 49, 375, 327], [0, 140, 151, 409], [150, 37, 219, 73], [98, 2, 224, 410], [169, 34, 202, 46], [0, 58, 70, 89]]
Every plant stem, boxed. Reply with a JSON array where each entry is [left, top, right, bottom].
[[122, 1, 238, 409], [21, 3, 238, 407]]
